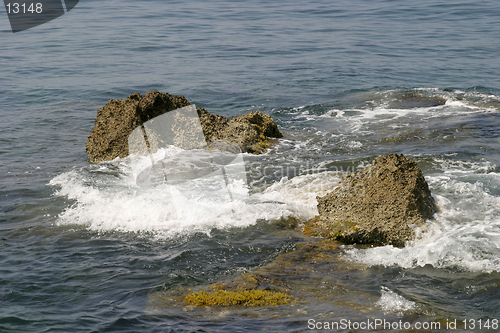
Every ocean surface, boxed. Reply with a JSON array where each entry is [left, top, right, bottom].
[[1, 0, 500, 332]]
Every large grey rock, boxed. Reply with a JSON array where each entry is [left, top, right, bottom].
[[305, 154, 437, 247], [86, 91, 282, 163]]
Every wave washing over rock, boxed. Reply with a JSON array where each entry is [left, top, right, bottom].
[[40, 87, 500, 331], [49, 159, 335, 237], [69, 87, 496, 322], [84, 92, 438, 249]]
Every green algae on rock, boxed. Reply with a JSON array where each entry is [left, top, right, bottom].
[[150, 235, 396, 318], [149, 235, 447, 320], [305, 154, 437, 247], [184, 289, 294, 307], [86, 91, 282, 163], [179, 237, 345, 308]]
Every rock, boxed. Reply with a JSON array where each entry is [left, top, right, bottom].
[[389, 92, 446, 109], [197, 109, 282, 154], [305, 154, 437, 247], [86, 91, 282, 163], [86, 91, 190, 164]]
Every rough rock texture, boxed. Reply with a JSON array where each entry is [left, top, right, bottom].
[[198, 109, 282, 154], [86, 91, 282, 163], [305, 154, 437, 247]]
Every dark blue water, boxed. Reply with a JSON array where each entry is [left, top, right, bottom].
[[1, 1, 500, 332]]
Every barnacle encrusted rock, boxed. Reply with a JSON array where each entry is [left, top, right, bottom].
[[86, 91, 282, 163], [305, 154, 437, 247]]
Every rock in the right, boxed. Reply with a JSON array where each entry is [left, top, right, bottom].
[[305, 154, 437, 247]]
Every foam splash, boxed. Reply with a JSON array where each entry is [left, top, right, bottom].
[[289, 88, 499, 133], [257, 171, 341, 218], [376, 287, 418, 316], [49, 155, 340, 238], [50, 151, 500, 273]]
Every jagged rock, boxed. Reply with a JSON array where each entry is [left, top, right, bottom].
[[304, 154, 437, 247], [197, 109, 282, 154], [86, 91, 282, 163]]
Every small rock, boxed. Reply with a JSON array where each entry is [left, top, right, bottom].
[[305, 154, 437, 247]]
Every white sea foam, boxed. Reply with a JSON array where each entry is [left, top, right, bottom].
[[49, 152, 341, 238], [257, 171, 341, 218], [376, 287, 418, 316], [305, 89, 499, 134]]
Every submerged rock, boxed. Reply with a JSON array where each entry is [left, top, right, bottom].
[[305, 154, 437, 247], [152, 236, 385, 313], [389, 92, 446, 109], [86, 91, 282, 163]]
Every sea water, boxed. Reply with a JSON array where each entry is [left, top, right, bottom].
[[1, 1, 500, 332]]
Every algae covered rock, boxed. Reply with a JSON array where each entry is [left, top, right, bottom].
[[184, 289, 293, 307], [86, 91, 282, 163], [306, 154, 437, 247], [179, 238, 341, 308]]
